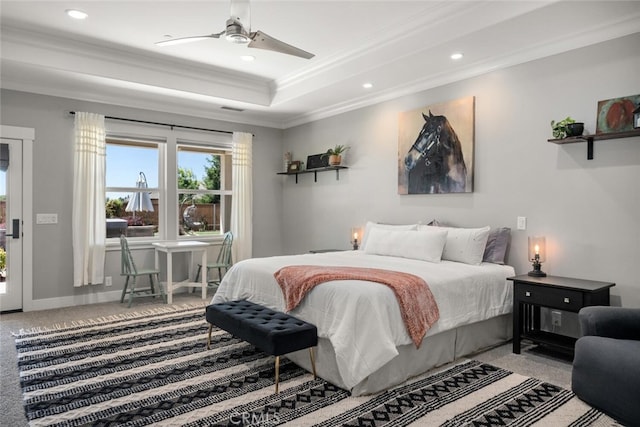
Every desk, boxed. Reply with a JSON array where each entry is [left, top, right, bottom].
[[153, 241, 209, 304]]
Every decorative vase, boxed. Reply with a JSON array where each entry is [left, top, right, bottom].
[[284, 151, 292, 171], [328, 154, 342, 166], [566, 122, 584, 137]]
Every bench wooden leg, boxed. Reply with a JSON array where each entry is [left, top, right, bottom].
[[274, 355, 280, 394], [206, 324, 213, 350], [273, 349, 315, 394], [309, 348, 317, 379]]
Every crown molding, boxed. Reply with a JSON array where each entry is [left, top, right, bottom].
[[282, 14, 640, 129], [1, 24, 273, 107]]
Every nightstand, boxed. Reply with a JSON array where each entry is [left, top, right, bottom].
[[309, 249, 345, 253], [508, 275, 615, 355]]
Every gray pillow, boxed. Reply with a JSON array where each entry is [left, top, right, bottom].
[[483, 227, 511, 264]]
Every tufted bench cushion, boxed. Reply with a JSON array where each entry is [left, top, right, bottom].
[[205, 299, 318, 393]]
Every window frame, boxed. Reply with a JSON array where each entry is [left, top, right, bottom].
[[104, 122, 232, 247], [176, 142, 233, 238], [105, 136, 164, 243]]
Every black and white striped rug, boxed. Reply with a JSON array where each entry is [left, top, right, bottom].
[[12, 305, 618, 426]]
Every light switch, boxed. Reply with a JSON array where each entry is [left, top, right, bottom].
[[517, 216, 527, 230]]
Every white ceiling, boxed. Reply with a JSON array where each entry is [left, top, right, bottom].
[[1, 1, 639, 129]]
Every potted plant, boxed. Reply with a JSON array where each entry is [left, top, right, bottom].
[[551, 116, 583, 138], [322, 144, 350, 166]]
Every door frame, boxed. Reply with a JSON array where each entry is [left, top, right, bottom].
[[0, 125, 34, 311]]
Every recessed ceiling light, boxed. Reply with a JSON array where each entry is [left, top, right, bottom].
[[363, 82, 373, 89], [66, 9, 88, 20], [241, 55, 255, 62], [450, 52, 464, 60]]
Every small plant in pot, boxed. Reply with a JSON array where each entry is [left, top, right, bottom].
[[322, 144, 350, 166], [551, 117, 584, 138]]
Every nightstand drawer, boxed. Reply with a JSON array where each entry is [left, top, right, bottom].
[[516, 284, 583, 311]]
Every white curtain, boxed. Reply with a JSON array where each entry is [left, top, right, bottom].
[[231, 132, 253, 263], [72, 112, 106, 286]]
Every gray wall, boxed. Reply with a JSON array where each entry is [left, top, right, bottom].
[[2, 33, 638, 311], [281, 33, 640, 308], [0, 90, 284, 304]]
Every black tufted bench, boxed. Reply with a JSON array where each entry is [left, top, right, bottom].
[[205, 299, 318, 393]]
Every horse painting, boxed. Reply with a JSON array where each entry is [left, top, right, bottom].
[[403, 111, 468, 194]]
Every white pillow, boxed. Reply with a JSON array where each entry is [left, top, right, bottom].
[[360, 221, 418, 250], [363, 227, 448, 263], [419, 225, 490, 265]]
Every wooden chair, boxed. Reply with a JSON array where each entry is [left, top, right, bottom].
[[195, 231, 233, 290], [120, 235, 166, 307]]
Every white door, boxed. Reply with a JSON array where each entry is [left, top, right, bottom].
[[0, 138, 23, 311]]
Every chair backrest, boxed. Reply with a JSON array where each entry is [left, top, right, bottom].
[[120, 235, 138, 275], [217, 232, 233, 266]]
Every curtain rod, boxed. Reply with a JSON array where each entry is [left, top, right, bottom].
[[68, 111, 234, 135]]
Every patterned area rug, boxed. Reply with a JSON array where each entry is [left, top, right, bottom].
[[12, 305, 618, 427]]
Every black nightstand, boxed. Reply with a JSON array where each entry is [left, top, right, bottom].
[[508, 275, 615, 355]]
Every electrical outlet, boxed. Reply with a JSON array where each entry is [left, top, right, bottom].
[[517, 216, 527, 230], [105, 276, 113, 287], [551, 310, 562, 327]]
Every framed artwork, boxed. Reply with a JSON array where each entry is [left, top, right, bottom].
[[287, 161, 302, 173], [398, 96, 475, 194], [306, 153, 329, 169], [596, 94, 640, 134]]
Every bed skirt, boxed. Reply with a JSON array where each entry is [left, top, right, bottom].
[[286, 313, 512, 396]]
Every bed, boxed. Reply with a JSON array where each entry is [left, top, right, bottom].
[[211, 228, 515, 395]]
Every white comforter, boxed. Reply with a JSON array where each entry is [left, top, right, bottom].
[[211, 251, 515, 389]]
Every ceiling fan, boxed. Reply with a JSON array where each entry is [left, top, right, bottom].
[[155, 0, 314, 59]]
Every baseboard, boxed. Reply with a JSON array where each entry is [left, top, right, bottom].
[[25, 287, 197, 312], [25, 289, 124, 312]]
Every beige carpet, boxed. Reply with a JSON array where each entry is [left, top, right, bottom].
[[2, 298, 619, 426]]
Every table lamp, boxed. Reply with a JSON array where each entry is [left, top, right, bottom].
[[528, 236, 547, 277], [351, 227, 361, 250]]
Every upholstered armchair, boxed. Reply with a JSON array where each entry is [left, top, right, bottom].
[[571, 306, 640, 426]]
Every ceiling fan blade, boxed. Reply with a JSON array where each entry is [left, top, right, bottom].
[[155, 32, 224, 46], [248, 30, 314, 59]]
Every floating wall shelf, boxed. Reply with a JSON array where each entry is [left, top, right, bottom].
[[548, 129, 640, 160], [277, 166, 348, 183]]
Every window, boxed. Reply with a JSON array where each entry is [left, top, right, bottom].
[[105, 138, 160, 239], [177, 144, 232, 237], [104, 129, 232, 242]]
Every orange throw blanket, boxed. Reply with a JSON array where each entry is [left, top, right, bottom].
[[273, 265, 439, 348]]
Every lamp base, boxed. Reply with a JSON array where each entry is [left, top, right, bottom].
[[527, 270, 547, 277], [528, 259, 546, 277], [528, 269, 547, 277]]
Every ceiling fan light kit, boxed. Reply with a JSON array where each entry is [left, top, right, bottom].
[[156, 0, 314, 59]]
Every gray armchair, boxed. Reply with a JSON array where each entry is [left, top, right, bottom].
[[571, 306, 640, 426]]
